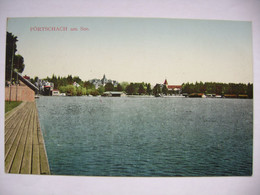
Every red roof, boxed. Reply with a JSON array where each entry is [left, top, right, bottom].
[[168, 85, 182, 89]]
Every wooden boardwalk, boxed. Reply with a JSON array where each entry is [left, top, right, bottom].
[[5, 102, 50, 174]]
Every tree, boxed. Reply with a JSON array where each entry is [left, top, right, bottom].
[[13, 55, 25, 72], [198, 81, 206, 93], [67, 75, 73, 85], [215, 83, 223, 95], [51, 74, 58, 88], [6, 32, 25, 82], [125, 83, 136, 95], [116, 83, 123, 91], [105, 83, 114, 91], [76, 86, 87, 96], [66, 85, 76, 96], [59, 86, 67, 93], [138, 84, 146, 95], [98, 86, 105, 95], [73, 76, 82, 85], [83, 81, 95, 89], [247, 83, 253, 98], [182, 83, 191, 94], [120, 82, 129, 91], [162, 85, 168, 95], [153, 84, 161, 96], [146, 83, 152, 95], [76, 87, 83, 96]]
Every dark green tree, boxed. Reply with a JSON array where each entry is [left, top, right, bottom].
[[5, 32, 25, 82], [125, 83, 136, 95], [153, 84, 161, 96], [198, 81, 206, 93], [138, 84, 146, 95], [13, 55, 25, 72], [83, 81, 95, 89], [51, 74, 58, 88], [116, 83, 123, 91], [162, 85, 168, 95], [247, 83, 253, 98], [215, 83, 223, 95], [67, 75, 73, 85], [98, 86, 105, 95], [146, 83, 152, 95], [105, 83, 114, 91], [73, 76, 82, 85], [182, 83, 191, 94]]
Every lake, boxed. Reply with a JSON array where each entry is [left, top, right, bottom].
[[36, 96, 253, 176]]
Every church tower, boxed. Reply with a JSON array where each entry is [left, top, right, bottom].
[[101, 74, 107, 85], [163, 79, 168, 88]]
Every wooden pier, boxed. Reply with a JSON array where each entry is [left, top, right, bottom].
[[5, 102, 50, 174]]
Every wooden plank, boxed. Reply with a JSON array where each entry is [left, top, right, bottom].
[[5, 102, 28, 140], [39, 144, 50, 174], [32, 103, 40, 174], [5, 102, 27, 126], [20, 103, 34, 174], [5, 103, 30, 156], [35, 106, 50, 174], [5, 103, 33, 173], [5, 101, 50, 175], [9, 103, 34, 173], [5, 105, 25, 129], [32, 142, 40, 174], [5, 106, 29, 144], [5, 101, 27, 122]]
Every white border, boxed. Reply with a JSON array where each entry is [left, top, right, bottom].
[[0, 0, 259, 194]]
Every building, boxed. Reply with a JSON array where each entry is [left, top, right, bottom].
[[103, 91, 126, 97], [34, 79, 54, 96], [163, 79, 182, 94], [52, 89, 60, 96], [89, 74, 118, 89], [73, 82, 80, 87], [5, 72, 38, 102]]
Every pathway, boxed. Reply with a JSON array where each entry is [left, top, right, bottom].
[[5, 102, 50, 174]]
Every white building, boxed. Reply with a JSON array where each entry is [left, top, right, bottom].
[[89, 74, 118, 89]]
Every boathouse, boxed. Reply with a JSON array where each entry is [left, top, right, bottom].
[[52, 89, 60, 96], [103, 91, 126, 97], [5, 72, 38, 102]]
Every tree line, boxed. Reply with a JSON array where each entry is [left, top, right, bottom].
[[33, 74, 253, 98], [182, 82, 253, 98], [36, 74, 155, 96]]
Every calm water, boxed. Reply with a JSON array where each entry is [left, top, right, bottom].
[[36, 96, 253, 176]]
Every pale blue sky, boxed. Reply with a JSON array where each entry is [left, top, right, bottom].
[[7, 17, 253, 85]]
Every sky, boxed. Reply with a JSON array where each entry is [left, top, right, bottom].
[[6, 17, 253, 85]]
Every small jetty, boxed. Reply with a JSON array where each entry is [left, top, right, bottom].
[[5, 102, 50, 174]]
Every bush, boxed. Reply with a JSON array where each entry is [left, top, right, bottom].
[[66, 85, 77, 96]]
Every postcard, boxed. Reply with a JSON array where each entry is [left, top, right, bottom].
[[4, 17, 253, 177]]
